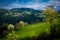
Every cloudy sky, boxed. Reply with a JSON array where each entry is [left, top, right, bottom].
[[0, 0, 60, 10]]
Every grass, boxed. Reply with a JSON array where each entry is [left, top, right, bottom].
[[0, 22, 52, 40], [15, 22, 50, 39]]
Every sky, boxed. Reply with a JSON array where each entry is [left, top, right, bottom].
[[0, 0, 60, 10]]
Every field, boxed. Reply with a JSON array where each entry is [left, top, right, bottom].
[[0, 22, 50, 40], [0, 22, 60, 40], [15, 22, 50, 40]]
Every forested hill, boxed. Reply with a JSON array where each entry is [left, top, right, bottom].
[[0, 8, 44, 25]]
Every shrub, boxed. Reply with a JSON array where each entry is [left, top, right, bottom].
[[16, 21, 24, 29], [6, 31, 17, 40], [0, 23, 9, 37], [52, 18, 60, 34], [7, 24, 14, 33]]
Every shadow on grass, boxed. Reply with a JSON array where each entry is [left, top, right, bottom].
[[18, 32, 60, 40]]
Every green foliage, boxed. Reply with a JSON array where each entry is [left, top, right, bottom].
[[0, 23, 14, 36], [43, 7, 59, 35], [1, 23, 9, 34], [52, 18, 60, 34], [7, 24, 14, 33], [0, 23, 9, 38], [43, 7, 57, 22], [6, 31, 17, 40], [16, 21, 25, 30], [0, 22, 60, 40]]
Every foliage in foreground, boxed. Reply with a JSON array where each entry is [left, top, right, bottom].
[[0, 22, 50, 40], [0, 20, 60, 40]]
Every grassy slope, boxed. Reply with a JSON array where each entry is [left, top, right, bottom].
[[15, 22, 50, 39]]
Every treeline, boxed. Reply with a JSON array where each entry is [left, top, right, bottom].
[[0, 8, 43, 26]]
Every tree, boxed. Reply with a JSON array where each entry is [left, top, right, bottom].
[[0, 9, 7, 25], [43, 7, 57, 34]]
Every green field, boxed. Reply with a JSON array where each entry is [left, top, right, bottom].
[[0, 22, 60, 40], [14, 22, 50, 40]]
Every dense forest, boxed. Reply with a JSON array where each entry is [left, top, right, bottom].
[[0, 8, 43, 25]]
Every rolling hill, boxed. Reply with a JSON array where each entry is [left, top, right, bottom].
[[0, 8, 44, 25]]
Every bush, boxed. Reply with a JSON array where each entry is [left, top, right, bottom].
[[7, 24, 14, 33], [0, 23, 9, 37], [6, 31, 17, 40], [0, 23, 14, 37], [52, 18, 60, 34], [16, 21, 24, 30]]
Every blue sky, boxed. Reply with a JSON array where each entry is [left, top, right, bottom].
[[0, 0, 60, 10]]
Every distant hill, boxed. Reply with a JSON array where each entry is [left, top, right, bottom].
[[0, 7, 60, 25], [0, 8, 44, 25], [10, 8, 42, 14]]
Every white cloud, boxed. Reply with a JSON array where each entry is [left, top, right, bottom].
[[49, 0, 60, 6], [0, 0, 60, 10]]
